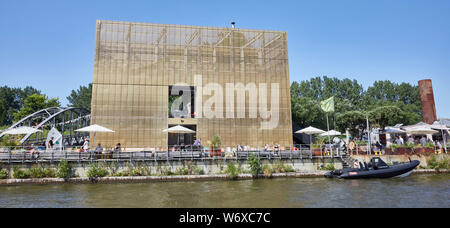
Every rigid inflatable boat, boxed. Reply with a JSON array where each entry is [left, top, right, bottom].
[[325, 157, 420, 179]]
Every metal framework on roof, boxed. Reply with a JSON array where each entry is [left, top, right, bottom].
[[0, 107, 91, 146]]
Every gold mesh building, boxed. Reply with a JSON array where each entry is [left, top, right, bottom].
[[91, 20, 293, 149]]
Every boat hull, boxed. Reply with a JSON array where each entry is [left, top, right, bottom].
[[326, 160, 420, 179]]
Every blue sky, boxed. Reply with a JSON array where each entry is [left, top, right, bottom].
[[1, 0, 449, 117]]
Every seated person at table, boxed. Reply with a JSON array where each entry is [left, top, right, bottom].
[[114, 143, 121, 152], [95, 144, 103, 154], [274, 144, 280, 151]]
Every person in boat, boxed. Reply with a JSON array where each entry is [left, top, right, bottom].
[[236, 144, 243, 152], [353, 159, 360, 169]]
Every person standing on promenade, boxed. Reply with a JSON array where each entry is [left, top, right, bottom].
[[47, 137, 54, 151], [436, 141, 442, 151], [399, 136, 405, 145], [82, 138, 89, 152], [420, 136, 427, 147]]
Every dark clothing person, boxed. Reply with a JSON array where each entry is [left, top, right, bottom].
[[114, 143, 121, 153], [376, 141, 382, 150], [48, 139, 54, 148]]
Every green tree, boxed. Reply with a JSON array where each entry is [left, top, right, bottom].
[[337, 111, 367, 135], [293, 76, 363, 107], [291, 77, 422, 133], [67, 83, 92, 111], [13, 94, 60, 122], [368, 106, 405, 130], [291, 96, 326, 129], [0, 86, 41, 126]]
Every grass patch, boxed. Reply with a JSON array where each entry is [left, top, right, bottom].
[[248, 155, 262, 177], [28, 165, 56, 178], [427, 156, 450, 171], [225, 162, 240, 180], [86, 163, 108, 179], [0, 169, 8, 179], [319, 163, 336, 171], [12, 166, 31, 179], [57, 160, 72, 179]]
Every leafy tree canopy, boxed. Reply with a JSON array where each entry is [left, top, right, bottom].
[[13, 94, 60, 122], [0, 86, 41, 126], [291, 76, 422, 134], [67, 83, 92, 111]]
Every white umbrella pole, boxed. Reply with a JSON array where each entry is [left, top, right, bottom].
[[443, 130, 447, 154], [366, 115, 370, 155], [326, 114, 331, 157]]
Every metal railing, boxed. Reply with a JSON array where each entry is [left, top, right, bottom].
[[0, 144, 350, 164], [3, 143, 447, 164]]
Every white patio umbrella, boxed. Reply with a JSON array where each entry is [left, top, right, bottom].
[[431, 124, 450, 154], [75, 124, 115, 149], [385, 127, 406, 134], [2, 126, 42, 135], [406, 126, 439, 135], [320, 130, 342, 137], [162, 125, 196, 145], [295, 126, 326, 135], [295, 126, 325, 148]]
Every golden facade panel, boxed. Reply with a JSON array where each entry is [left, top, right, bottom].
[[92, 20, 292, 148]]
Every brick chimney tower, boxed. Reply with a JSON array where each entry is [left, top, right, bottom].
[[418, 79, 437, 124]]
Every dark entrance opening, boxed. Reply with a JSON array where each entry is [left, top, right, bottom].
[[167, 125, 197, 147]]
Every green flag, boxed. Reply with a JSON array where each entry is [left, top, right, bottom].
[[321, 97, 335, 113]]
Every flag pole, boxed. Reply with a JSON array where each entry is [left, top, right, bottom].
[[333, 112, 337, 131], [326, 113, 332, 158], [366, 114, 370, 155]]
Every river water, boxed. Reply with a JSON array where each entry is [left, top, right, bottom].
[[0, 174, 449, 208]]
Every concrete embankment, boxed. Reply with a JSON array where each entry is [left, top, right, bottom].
[[0, 169, 448, 186], [0, 171, 328, 186], [0, 157, 343, 179], [1, 154, 448, 186], [352, 154, 449, 168]]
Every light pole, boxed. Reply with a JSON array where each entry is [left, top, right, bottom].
[[366, 115, 370, 155]]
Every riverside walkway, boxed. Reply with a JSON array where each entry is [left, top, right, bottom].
[[0, 145, 348, 164]]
